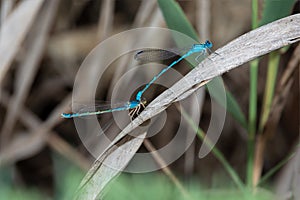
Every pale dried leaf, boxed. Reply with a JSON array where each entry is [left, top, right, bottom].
[[1, 0, 59, 146], [0, 0, 44, 84]]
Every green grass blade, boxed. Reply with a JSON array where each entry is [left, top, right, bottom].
[[260, 0, 297, 26], [157, 0, 198, 42]]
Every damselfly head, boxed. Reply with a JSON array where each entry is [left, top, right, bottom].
[[205, 40, 213, 48]]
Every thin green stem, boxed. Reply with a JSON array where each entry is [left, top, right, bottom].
[[247, 0, 259, 188], [248, 59, 258, 188], [252, 0, 259, 29]]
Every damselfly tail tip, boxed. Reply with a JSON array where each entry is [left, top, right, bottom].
[[61, 113, 72, 118]]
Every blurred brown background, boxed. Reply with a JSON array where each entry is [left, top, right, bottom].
[[0, 0, 299, 198]]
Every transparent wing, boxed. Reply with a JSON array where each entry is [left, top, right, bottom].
[[134, 47, 190, 62], [75, 101, 131, 113], [73, 101, 113, 113]]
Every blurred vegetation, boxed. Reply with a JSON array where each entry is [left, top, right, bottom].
[[0, 0, 299, 199]]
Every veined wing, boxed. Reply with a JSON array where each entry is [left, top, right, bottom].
[[134, 47, 190, 62]]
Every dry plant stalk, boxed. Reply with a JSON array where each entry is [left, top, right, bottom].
[[0, 0, 44, 84]]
